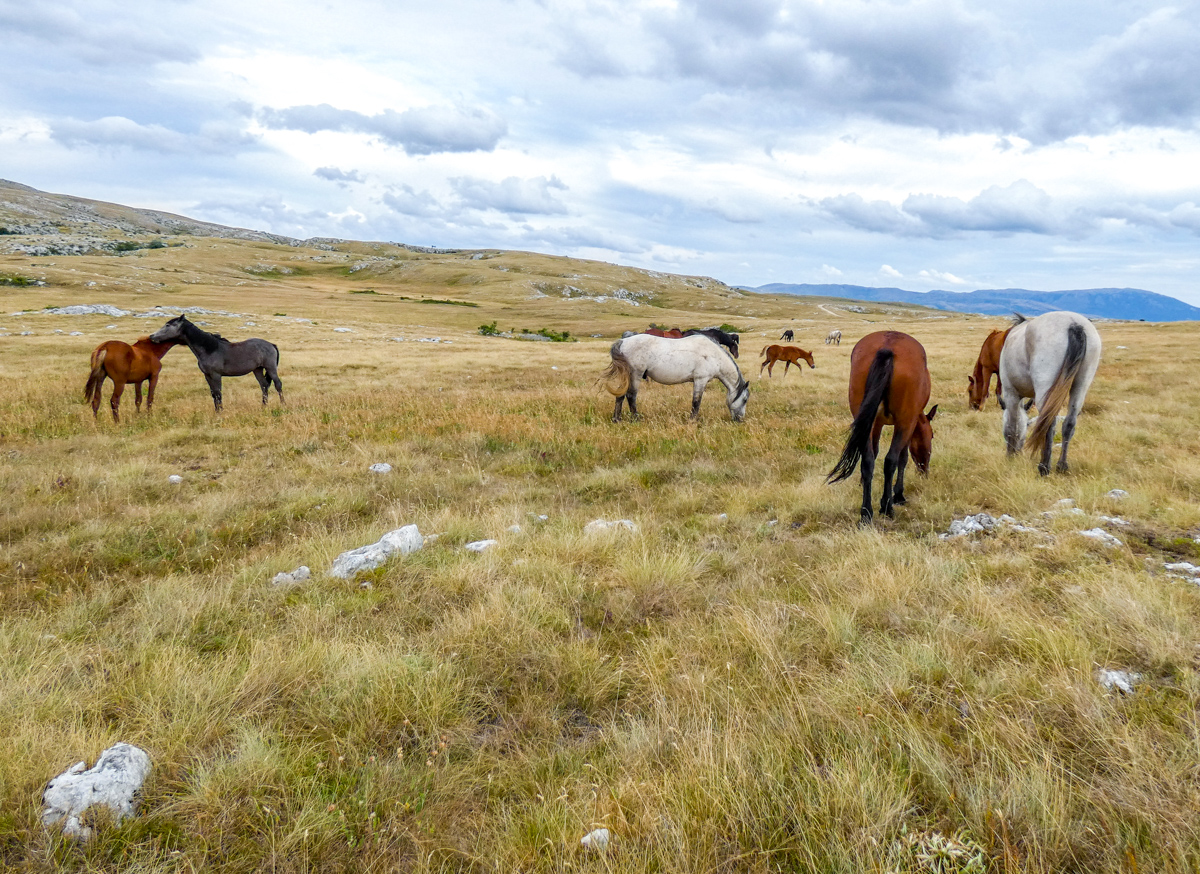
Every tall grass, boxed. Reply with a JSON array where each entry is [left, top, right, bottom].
[[2, 278, 1200, 872]]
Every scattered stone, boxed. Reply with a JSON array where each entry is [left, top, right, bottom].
[[584, 519, 638, 535], [1097, 515, 1130, 527], [330, 525, 423, 579], [580, 827, 611, 852], [717, 513, 728, 521], [334, 327, 353, 333], [1096, 668, 1141, 695], [1164, 561, 1200, 577], [528, 513, 549, 522], [1106, 489, 1129, 500], [944, 513, 997, 537], [368, 463, 392, 474], [767, 519, 778, 527], [1055, 498, 1075, 508], [168, 475, 183, 484], [1078, 528, 1122, 548], [465, 539, 498, 552], [69, 331, 82, 336], [42, 743, 152, 840], [272, 566, 311, 587], [507, 524, 522, 534]]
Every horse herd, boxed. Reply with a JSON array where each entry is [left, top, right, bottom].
[[604, 311, 1101, 524], [83, 311, 1100, 525]]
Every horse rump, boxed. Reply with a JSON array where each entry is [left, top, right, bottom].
[[827, 349, 894, 484], [1025, 322, 1087, 456], [83, 346, 108, 404]]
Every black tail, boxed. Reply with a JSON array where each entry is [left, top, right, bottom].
[[827, 349, 894, 484]]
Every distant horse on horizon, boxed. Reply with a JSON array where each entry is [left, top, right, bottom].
[[825, 329, 842, 345], [827, 331, 937, 524], [149, 315, 284, 413], [780, 329, 794, 342], [601, 333, 749, 422], [999, 311, 1100, 475], [759, 344, 815, 378], [83, 336, 180, 422], [968, 328, 1010, 410]]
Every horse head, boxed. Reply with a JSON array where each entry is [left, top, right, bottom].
[[909, 405, 938, 473], [149, 315, 189, 344], [727, 377, 749, 422], [967, 373, 987, 410]]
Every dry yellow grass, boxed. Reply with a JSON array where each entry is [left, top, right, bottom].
[[2, 232, 1200, 872]]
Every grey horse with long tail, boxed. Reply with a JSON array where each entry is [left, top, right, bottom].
[[149, 315, 284, 412]]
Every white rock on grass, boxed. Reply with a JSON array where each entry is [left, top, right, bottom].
[[330, 525, 423, 579], [42, 743, 152, 839], [507, 524, 522, 534], [1096, 668, 1141, 695], [368, 463, 392, 474], [944, 513, 997, 537], [1106, 489, 1129, 500], [464, 539, 498, 552], [334, 327, 353, 333], [1078, 528, 1122, 548], [584, 519, 638, 535], [580, 827, 612, 852], [272, 566, 311, 587], [168, 475, 183, 484], [1164, 561, 1200, 579]]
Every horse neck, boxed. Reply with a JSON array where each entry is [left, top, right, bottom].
[[714, 355, 745, 395], [180, 320, 221, 353], [137, 338, 179, 359]]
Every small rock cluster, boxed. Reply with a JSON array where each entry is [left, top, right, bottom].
[[42, 743, 151, 839]]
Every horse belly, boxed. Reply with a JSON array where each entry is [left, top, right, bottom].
[[644, 362, 700, 385]]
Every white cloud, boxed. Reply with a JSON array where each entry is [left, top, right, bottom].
[[450, 175, 569, 215], [879, 264, 902, 278], [918, 268, 969, 286], [260, 103, 506, 155]]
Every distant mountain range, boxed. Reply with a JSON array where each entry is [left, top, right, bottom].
[[751, 283, 1200, 322]]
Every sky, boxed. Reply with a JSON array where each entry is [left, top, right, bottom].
[[3, 0, 1200, 302]]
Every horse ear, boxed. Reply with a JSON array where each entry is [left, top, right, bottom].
[[926, 405, 938, 421], [967, 374, 975, 386]]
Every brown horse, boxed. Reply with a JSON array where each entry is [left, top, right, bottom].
[[968, 328, 1009, 410], [759, 344, 815, 377], [645, 326, 684, 338], [83, 336, 180, 422], [827, 331, 937, 524]]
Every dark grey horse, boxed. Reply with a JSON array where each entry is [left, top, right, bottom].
[[683, 327, 740, 359], [780, 329, 794, 342], [149, 315, 283, 412]]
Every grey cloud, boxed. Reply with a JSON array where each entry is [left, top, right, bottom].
[[260, 103, 506, 155], [823, 181, 1096, 238], [382, 185, 446, 219], [50, 116, 257, 154], [314, 166, 364, 185], [451, 175, 569, 215], [0, 3, 200, 66]]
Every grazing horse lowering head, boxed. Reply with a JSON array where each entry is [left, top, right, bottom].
[[827, 331, 935, 524]]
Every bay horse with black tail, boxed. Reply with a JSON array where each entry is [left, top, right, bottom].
[[149, 315, 283, 412], [827, 331, 937, 524], [999, 311, 1100, 475], [759, 344, 815, 378], [601, 333, 748, 422], [83, 336, 180, 422], [968, 328, 1010, 410]]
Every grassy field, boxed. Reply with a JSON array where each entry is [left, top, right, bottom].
[[2, 236, 1200, 872]]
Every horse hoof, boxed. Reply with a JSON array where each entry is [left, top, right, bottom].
[[1056, 462, 1070, 474], [1037, 463, 1050, 476], [858, 510, 873, 526], [892, 494, 907, 506]]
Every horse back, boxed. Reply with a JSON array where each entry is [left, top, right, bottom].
[[849, 331, 929, 422]]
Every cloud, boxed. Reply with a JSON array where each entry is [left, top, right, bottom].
[[820, 193, 923, 236], [820, 264, 843, 277], [259, 102, 506, 155], [314, 166, 363, 185], [381, 184, 446, 219], [50, 116, 257, 154], [0, 2, 200, 67], [879, 264, 902, 278], [450, 175, 569, 215], [918, 268, 968, 285]]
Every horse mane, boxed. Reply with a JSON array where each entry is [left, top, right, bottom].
[[177, 317, 223, 354]]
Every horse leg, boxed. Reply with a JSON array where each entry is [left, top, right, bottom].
[[1002, 389, 1027, 456], [880, 427, 910, 519], [205, 373, 223, 413], [612, 395, 625, 422], [760, 359, 768, 378], [146, 372, 158, 414], [859, 443, 876, 526], [626, 389, 640, 420], [109, 378, 126, 423], [270, 368, 284, 404], [90, 373, 106, 418], [1056, 385, 1086, 473], [254, 368, 270, 406], [691, 379, 708, 420], [134, 381, 143, 413], [892, 446, 910, 506]]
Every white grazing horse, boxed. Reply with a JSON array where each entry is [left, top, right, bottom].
[[825, 329, 842, 345], [601, 333, 749, 422], [999, 311, 1101, 475]]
